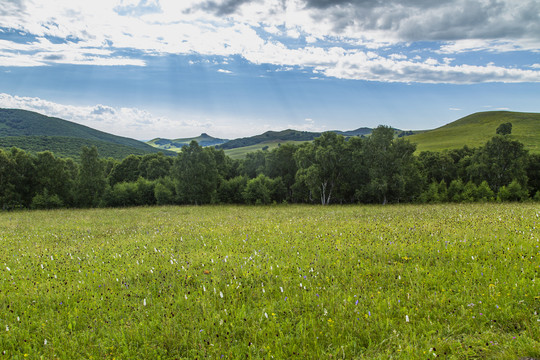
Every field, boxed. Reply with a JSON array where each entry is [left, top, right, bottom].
[[1, 204, 539, 359], [408, 111, 540, 154], [224, 141, 310, 159]]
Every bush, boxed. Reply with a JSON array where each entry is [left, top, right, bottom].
[[31, 190, 64, 209], [475, 181, 495, 202], [243, 174, 272, 205], [448, 179, 464, 202], [498, 180, 528, 202], [154, 177, 176, 205]]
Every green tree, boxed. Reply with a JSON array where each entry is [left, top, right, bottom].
[[294, 132, 348, 205], [172, 141, 219, 205], [467, 135, 528, 192], [218, 176, 247, 204], [243, 174, 272, 205], [364, 126, 419, 204], [496, 122, 512, 135], [108, 155, 142, 186], [77, 146, 106, 207], [265, 143, 299, 201], [139, 153, 172, 180], [497, 180, 528, 202]]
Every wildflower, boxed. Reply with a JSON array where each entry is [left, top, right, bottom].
[[44, 339, 47, 345], [220, 291, 224, 298], [264, 312, 268, 319], [406, 315, 410, 322], [280, 287, 283, 293], [143, 298, 146, 306]]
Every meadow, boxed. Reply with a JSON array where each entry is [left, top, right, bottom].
[[1, 204, 539, 359]]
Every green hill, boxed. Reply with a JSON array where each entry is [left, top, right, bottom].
[[408, 111, 540, 154], [0, 109, 175, 159], [147, 133, 228, 152]]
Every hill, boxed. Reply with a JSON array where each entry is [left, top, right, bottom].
[[408, 111, 540, 154], [0, 109, 175, 158], [147, 133, 228, 152], [216, 129, 321, 150], [218, 128, 418, 158]]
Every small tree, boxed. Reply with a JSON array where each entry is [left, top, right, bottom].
[[496, 122, 512, 135], [498, 180, 528, 202]]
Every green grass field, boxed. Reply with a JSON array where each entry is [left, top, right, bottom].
[[1, 204, 539, 359], [224, 141, 310, 159], [408, 111, 540, 154]]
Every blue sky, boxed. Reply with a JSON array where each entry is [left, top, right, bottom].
[[1, 0, 539, 140]]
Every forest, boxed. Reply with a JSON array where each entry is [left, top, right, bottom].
[[1, 124, 539, 209]]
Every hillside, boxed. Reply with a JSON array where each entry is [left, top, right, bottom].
[[216, 129, 320, 150], [147, 133, 228, 152], [408, 111, 540, 154], [0, 109, 175, 158]]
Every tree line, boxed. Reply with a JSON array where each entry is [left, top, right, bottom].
[[1, 124, 539, 210]]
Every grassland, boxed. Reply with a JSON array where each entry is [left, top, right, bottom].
[[1, 204, 539, 359], [224, 140, 310, 159], [408, 111, 540, 154]]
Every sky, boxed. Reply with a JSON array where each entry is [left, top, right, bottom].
[[0, 0, 539, 140]]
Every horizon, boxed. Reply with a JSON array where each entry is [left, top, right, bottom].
[[1, 0, 539, 140]]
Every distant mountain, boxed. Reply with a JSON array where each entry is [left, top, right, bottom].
[[216, 127, 412, 152], [147, 133, 228, 152], [0, 109, 175, 159], [407, 111, 540, 154], [216, 129, 322, 150]]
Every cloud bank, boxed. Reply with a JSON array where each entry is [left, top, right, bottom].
[[0, 0, 539, 83]]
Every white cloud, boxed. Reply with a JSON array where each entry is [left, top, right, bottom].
[[217, 68, 232, 74], [0, 93, 288, 139], [0, 0, 539, 83]]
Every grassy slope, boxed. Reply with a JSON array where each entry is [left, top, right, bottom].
[[0, 136, 173, 159], [408, 111, 540, 153], [0, 109, 175, 158], [224, 140, 310, 159], [0, 204, 538, 359], [147, 133, 228, 152]]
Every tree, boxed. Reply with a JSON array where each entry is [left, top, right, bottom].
[[218, 176, 247, 204], [108, 155, 141, 186], [265, 143, 298, 201], [294, 132, 348, 205], [364, 126, 419, 204], [33, 151, 74, 207], [77, 146, 106, 207], [172, 141, 219, 205], [243, 174, 272, 205], [139, 153, 172, 180], [497, 180, 528, 202], [496, 122, 512, 135], [467, 135, 528, 192]]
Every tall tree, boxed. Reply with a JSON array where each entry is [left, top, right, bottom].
[[467, 135, 528, 192], [172, 141, 219, 205], [364, 126, 419, 204], [77, 146, 106, 207], [294, 132, 348, 205]]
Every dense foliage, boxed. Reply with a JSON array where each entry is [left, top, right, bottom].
[[1, 125, 539, 209], [1, 204, 539, 358]]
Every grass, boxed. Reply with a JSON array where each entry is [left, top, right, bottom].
[[224, 140, 310, 159], [1, 204, 539, 359], [408, 111, 540, 154]]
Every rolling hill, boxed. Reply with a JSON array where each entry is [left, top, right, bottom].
[[147, 133, 228, 152], [0, 108, 176, 159], [408, 111, 540, 154]]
